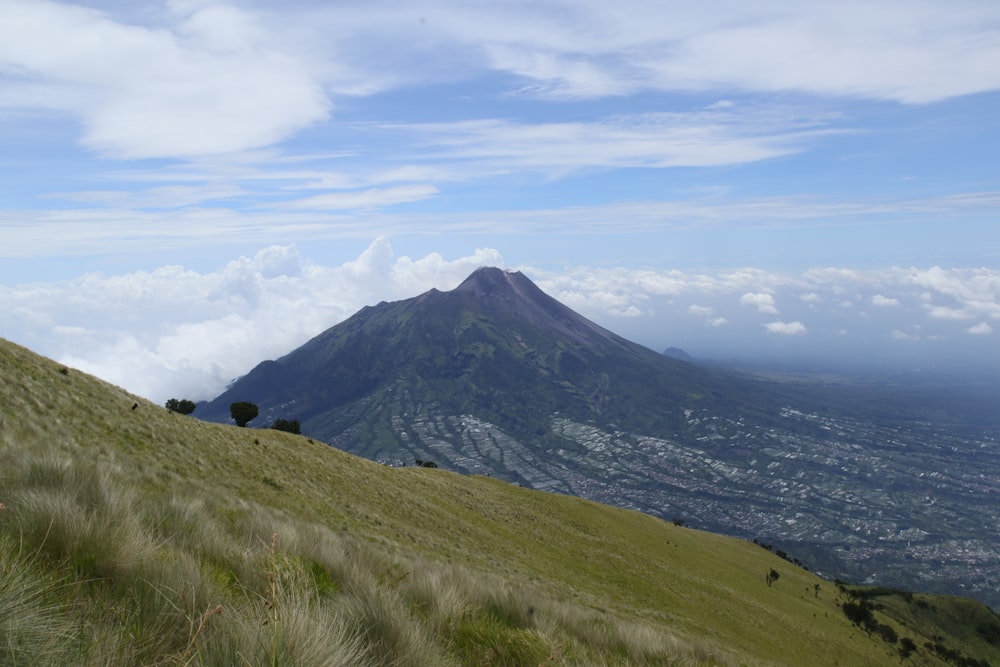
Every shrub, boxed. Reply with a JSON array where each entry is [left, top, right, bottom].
[[165, 398, 196, 415], [271, 419, 301, 434]]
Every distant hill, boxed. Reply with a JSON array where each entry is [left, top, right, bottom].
[[199, 267, 1000, 609], [3, 336, 999, 665]]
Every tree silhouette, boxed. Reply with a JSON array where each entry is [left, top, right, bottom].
[[230, 402, 259, 427], [765, 568, 780, 587]]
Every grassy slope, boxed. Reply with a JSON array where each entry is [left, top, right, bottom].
[[1, 337, 995, 666]]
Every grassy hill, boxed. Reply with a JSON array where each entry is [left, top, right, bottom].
[[1, 337, 997, 666]]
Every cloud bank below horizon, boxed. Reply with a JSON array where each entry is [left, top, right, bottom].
[[2, 238, 996, 403]]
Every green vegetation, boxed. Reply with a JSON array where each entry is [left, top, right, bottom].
[[271, 418, 301, 434], [229, 401, 259, 427], [1, 337, 997, 665], [166, 397, 197, 415]]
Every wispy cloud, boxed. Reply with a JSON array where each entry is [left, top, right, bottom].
[[7, 190, 999, 261], [279, 184, 439, 210], [387, 109, 843, 173]]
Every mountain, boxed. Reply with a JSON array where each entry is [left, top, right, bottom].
[[3, 336, 999, 666], [200, 266, 769, 452], [199, 267, 1000, 609]]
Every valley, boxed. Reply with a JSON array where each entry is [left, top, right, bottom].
[[333, 379, 1000, 608]]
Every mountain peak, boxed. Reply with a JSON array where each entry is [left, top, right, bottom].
[[454, 266, 530, 297], [450, 266, 616, 347]]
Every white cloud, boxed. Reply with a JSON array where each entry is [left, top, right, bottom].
[[4, 246, 1000, 403], [871, 294, 900, 307], [4, 0, 998, 167], [740, 292, 778, 314], [762, 321, 806, 336], [0, 0, 330, 159], [373, 0, 1000, 103], [968, 322, 993, 335], [0, 238, 503, 402]]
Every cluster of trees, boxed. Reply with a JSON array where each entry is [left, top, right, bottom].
[[229, 402, 301, 434], [752, 538, 808, 570], [167, 399, 300, 435], [841, 598, 897, 642], [835, 587, 954, 661]]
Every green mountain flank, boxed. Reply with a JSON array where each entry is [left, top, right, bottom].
[[197, 267, 1000, 608], [2, 337, 998, 665]]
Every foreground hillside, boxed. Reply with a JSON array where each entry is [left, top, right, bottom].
[[1, 338, 997, 666]]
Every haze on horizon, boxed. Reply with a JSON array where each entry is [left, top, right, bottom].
[[1, 0, 998, 402]]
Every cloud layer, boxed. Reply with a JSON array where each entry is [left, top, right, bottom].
[[2, 239, 997, 403], [3, 0, 999, 162]]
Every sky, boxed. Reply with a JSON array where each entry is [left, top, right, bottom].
[[1, 0, 999, 403]]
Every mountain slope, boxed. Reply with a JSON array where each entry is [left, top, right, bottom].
[[198, 268, 1000, 608], [3, 336, 998, 665]]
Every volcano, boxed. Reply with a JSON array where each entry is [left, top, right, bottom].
[[199, 266, 762, 468]]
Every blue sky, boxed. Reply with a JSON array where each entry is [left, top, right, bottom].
[[1, 0, 999, 401]]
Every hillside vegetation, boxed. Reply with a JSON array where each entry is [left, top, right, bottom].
[[1, 338, 997, 666]]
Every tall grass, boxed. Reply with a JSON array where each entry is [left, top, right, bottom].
[[0, 436, 734, 666], [0, 535, 76, 666]]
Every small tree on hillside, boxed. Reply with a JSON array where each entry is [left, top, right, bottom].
[[270, 418, 301, 434], [230, 401, 259, 428], [765, 568, 780, 587], [165, 398, 196, 415]]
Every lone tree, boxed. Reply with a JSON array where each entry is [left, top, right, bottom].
[[230, 401, 259, 428], [270, 418, 301, 434], [765, 568, 780, 587], [165, 398, 196, 415]]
